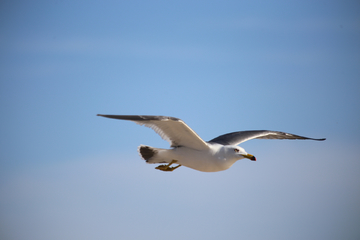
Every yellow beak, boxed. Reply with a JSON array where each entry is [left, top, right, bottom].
[[242, 153, 256, 161]]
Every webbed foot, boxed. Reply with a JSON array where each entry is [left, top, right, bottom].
[[155, 160, 181, 172]]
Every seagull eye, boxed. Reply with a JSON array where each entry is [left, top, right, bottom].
[[234, 148, 239, 153]]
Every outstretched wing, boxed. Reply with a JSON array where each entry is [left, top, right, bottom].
[[208, 130, 326, 146], [97, 114, 209, 150]]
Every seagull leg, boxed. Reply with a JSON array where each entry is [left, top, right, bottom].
[[155, 160, 181, 172], [166, 163, 182, 171]]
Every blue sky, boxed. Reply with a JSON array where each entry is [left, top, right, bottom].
[[1, 0, 360, 239]]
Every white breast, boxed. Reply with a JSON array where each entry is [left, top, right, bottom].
[[168, 145, 239, 172]]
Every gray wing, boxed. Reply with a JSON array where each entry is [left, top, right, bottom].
[[208, 130, 326, 146], [97, 114, 209, 150]]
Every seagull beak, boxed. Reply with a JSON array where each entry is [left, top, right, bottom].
[[242, 153, 256, 161]]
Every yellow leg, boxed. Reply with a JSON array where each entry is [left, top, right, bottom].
[[155, 160, 182, 172]]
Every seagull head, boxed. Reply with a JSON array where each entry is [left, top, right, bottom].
[[232, 146, 256, 161]]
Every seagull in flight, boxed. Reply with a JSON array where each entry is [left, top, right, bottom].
[[97, 115, 325, 172]]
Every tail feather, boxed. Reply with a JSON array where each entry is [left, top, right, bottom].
[[138, 145, 169, 163], [138, 145, 157, 161]]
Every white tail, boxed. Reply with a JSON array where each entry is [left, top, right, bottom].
[[138, 145, 170, 163], [138, 145, 157, 161]]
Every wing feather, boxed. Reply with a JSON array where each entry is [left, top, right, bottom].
[[208, 130, 326, 146], [97, 114, 209, 150]]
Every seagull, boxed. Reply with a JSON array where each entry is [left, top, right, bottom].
[[97, 114, 325, 172]]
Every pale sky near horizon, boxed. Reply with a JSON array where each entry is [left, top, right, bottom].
[[1, 1, 360, 240]]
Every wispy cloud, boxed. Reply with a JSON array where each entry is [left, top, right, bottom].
[[201, 16, 360, 32], [10, 36, 227, 62]]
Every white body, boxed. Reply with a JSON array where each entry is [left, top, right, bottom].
[[145, 144, 246, 172]]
